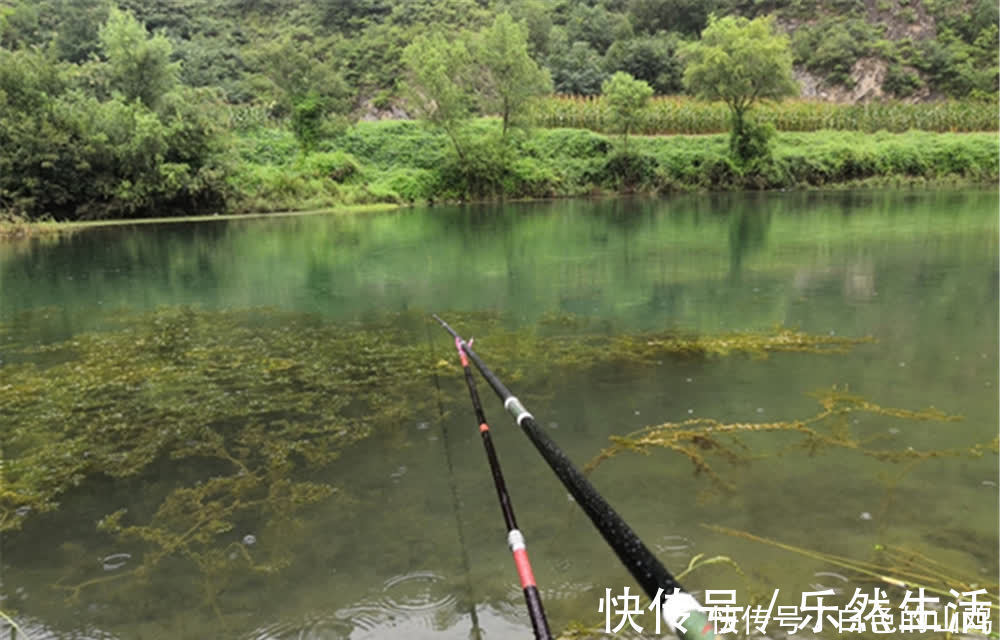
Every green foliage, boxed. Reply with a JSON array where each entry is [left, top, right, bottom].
[[791, 17, 882, 86], [402, 32, 476, 158], [681, 15, 798, 118], [243, 29, 353, 150], [603, 33, 683, 94], [601, 71, 653, 152], [627, 0, 717, 36], [729, 115, 775, 166], [681, 15, 796, 164], [474, 12, 553, 138], [602, 150, 658, 189], [0, 35, 229, 220], [564, 3, 629, 55], [884, 64, 924, 98], [290, 92, 325, 152], [547, 38, 608, 95], [99, 7, 180, 111], [51, 0, 112, 63]]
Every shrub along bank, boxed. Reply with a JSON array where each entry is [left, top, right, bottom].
[[227, 119, 999, 212]]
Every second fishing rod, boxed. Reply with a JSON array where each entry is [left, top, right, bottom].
[[434, 314, 716, 640], [452, 336, 552, 640]]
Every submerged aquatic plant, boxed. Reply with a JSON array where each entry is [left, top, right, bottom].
[[585, 386, 976, 491], [706, 525, 1000, 613], [0, 307, 875, 632]]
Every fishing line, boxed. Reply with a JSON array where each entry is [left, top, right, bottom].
[[424, 322, 483, 640], [433, 314, 717, 640]]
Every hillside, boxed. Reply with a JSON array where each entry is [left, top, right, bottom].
[[1, 0, 996, 110]]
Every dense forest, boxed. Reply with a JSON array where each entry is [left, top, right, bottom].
[[4, 0, 997, 104], [0, 0, 997, 222]]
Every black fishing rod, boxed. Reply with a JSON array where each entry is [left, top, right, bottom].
[[433, 315, 716, 640], [451, 336, 552, 640]]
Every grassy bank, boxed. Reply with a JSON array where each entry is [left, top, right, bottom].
[[228, 119, 999, 211]]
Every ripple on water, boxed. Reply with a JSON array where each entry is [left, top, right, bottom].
[[380, 571, 456, 614], [654, 534, 694, 563], [249, 613, 353, 639], [101, 553, 131, 571]]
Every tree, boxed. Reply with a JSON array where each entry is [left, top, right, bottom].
[[601, 71, 652, 152], [547, 36, 608, 95], [627, 0, 716, 37], [401, 32, 475, 160], [680, 15, 797, 163], [564, 3, 631, 55], [244, 30, 353, 150], [603, 33, 683, 94], [98, 7, 179, 111], [474, 12, 552, 139]]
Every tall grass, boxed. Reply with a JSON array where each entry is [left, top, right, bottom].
[[531, 96, 1000, 134]]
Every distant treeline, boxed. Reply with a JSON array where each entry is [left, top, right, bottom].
[[1, 0, 997, 107], [1, 0, 997, 222]]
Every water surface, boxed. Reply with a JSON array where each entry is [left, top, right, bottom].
[[1, 190, 997, 639]]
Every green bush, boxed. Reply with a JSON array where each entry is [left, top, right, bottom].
[[602, 151, 658, 189], [296, 151, 360, 182], [368, 168, 437, 202], [730, 117, 775, 166]]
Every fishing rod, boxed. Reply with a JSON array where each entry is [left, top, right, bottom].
[[451, 336, 552, 640], [425, 324, 484, 640], [433, 315, 715, 640]]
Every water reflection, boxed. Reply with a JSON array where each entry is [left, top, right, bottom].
[[1, 190, 996, 640]]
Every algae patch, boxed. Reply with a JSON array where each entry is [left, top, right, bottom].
[[0, 307, 877, 628]]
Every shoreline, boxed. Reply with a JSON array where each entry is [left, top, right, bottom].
[[3, 178, 996, 240]]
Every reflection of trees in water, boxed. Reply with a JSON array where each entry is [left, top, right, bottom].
[[727, 208, 772, 281], [792, 258, 878, 302]]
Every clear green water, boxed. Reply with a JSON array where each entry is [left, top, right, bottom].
[[1, 190, 997, 639]]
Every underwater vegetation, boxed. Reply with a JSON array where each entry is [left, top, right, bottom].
[[0, 306, 992, 636], [585, 386, 993, 493]]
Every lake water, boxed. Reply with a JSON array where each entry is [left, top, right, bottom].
[[1, 190, 997, 640]]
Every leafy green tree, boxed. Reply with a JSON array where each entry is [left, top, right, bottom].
[[0, 1, 43, 50], [98, 7, 179, 111], [500, 0, 553, 57], [474, 12, 552, 139], [388, 0, 489, 29], [0, 46, 228, 220], [680, 15, 796, 163], [401, 32, 475, 160], [603, 33, 682, 94], [245, 30, 353, 150], [316, 0, 390, 32], [601, 71, 652, 151], [564, 3, 630, 55], [52, 0, 111, 62], [547, 35, 608, 95], [627, 0, 716, 37]]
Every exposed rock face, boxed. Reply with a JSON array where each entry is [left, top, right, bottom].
[[795, 57, 932, 104], [358, 99, 410, 121], [782, 0, 944, 103]]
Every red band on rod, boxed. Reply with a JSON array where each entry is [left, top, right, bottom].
[[512, 548, 537, 588], [455, 337, 469, 367], [480, 422, 489, 432]]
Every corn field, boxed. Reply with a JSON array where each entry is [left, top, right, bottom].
[[530, 95, 999, 134]]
